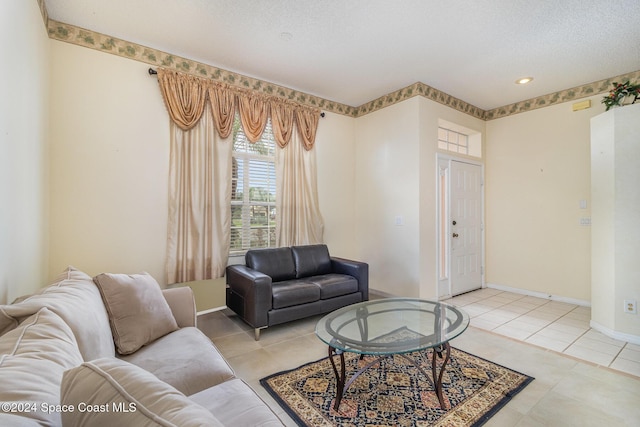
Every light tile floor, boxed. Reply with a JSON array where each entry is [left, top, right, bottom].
[[448, 288, 640, 377], [197, 289, 640, 426]]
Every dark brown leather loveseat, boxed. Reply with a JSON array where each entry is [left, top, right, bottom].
[[225, 244, 368, 340]]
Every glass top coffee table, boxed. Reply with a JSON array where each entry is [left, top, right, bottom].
[[315, 298, 469, 410]]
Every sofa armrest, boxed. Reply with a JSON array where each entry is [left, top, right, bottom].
[[331, 257, 369, 300], [162, 287, 197, 328], [226, 265, 273, 328]]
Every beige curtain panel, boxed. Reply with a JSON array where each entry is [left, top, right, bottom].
[[166, 103, 232, 284], [276, 130, 324, 247], [157, 68, 322, 283]]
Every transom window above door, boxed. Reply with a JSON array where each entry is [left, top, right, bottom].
[[437, 119, 482, 158]]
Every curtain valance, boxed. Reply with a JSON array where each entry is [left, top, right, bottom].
[[157, 70, 208, 130], [157, 68, 320, 149]]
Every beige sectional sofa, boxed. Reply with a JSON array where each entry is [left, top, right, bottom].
[[0, 267, 283, 426]]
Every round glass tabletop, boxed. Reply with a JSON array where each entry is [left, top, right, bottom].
[[315, 298, 469, 355]]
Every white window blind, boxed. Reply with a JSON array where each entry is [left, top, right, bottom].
[[231, 116, 276, 252]]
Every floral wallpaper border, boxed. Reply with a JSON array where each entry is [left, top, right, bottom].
[[41, 6, 639, 121], [46, 19, 357, 117], [485, 69, 640, 120], [354, 82, 486, 119]]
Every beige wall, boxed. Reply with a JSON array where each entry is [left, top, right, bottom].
[[315, 112, 357, 259], [355, 99, 421, 296], [354, 97, 485, 298], [485, 95, 604, 302], [3, 3, 620, 310], [48, 41, 170, 284], [47, 41, 358, 310], [0, 0, 50, 303]]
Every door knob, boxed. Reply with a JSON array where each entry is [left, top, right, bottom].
[[452, 233, 459, 238], [452, 220, 457, 225]]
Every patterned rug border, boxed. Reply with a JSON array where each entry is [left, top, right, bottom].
[[260, 347, 534, 427]]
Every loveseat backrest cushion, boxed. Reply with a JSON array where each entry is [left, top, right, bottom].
[[246, 247, 296, 282], [292, 244, 332, 278]]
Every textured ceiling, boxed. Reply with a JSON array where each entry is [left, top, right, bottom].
[[45, 0, 640, 110]]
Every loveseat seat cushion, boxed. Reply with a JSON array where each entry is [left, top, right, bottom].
[[272, 280, 321, 309], [189, 378, 283, 426], [0, 307, 83, 426], [246, 247, 296, 282], [292, 244, 332, 278], [61, 357, 224, 427], [119, 326, 235, 396], [0, 266, 115, 361], [307, 274, 359, 299]]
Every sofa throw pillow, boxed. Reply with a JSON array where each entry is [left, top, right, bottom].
[[61, 358, 224, 427], [93, 272, 178, 355], [0, 307, 84, 426]]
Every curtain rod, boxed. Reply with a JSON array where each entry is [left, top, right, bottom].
[[147, 67, 324, 117]]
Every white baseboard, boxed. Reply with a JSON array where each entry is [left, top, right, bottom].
[[486, 283, 640, 345], [589, 320, 640, 346], [485, 283, 591, 307], [369, 288, 396, 298], [197, 306, 227, 316]]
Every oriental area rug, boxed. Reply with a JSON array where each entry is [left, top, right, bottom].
[[260, 348, 533, 427]]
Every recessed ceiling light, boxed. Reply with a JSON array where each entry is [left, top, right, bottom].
[[280, 32, 293, 41], [516, 77, 533, 85]]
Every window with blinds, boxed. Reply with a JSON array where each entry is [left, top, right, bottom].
[[230, 116, 277, 252]]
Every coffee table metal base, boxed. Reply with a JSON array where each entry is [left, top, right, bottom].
[[327, 343, 451, 411]]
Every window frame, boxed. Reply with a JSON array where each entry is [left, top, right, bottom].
[[230, 117, 277, 254], [438, 126, 469, 155]]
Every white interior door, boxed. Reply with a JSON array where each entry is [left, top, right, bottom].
[[450, 160, 483, 295]]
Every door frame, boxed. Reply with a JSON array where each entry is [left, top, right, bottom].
[[436, 154, 485, 299]]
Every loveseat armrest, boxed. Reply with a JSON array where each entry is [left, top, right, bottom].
[[226, 265, 273, 329], [331, 257, 369, 300], [162, 287, 197, 328]]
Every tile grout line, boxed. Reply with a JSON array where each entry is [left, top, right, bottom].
[[559, 327, 591, 354], [443, 291, 637, 377], [406, 290, 635, 376], [550, 304, 593, 354], [467, 292, 593, 350], [608, 342, 627, 368], [464, 292, 551, 337]]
